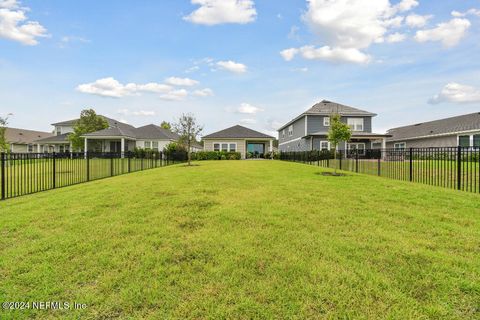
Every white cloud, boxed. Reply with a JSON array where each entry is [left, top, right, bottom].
[[236, 103, 263, 114], [165, 77, 199, 86], [429, 83, 480, 104], [136, 82, 173, 93], [415, 18, 471, 48], [193, 88, 214, 97], [451, 8, 480, 18], [393, 0, 418, 13], [0, 0, 49, 45], [159, 89, 188, 101], [386, 32, 406, 43], [216, 60, 247, 73], [281, 45, 371, 64], [184, 0, 257, 25], [405, 14, 433, 28]]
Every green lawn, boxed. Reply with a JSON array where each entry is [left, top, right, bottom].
[[0, 161, 479, 319]]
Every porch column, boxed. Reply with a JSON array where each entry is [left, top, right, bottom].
[[269, 139, 273, 159], [382, 138, 387, 160], [84, 138, 88, 159], [121, 138, 125, 158], [37, 144, 41, 153]]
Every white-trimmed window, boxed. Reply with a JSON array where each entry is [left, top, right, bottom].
[[320, 141, 330, 150], [213, 143, 220, 151], [152, 141, 159, 151], [347, 143, 366, 155], [347, 118, 364, 131], [288, 125, 293, 137], [394, 142, 406, 150], [282, 129, 285, 138], [323, 117, 330, 127], [144, 141, 151, 149], [229, 143, 237, 152], [221, 143, 228, 152], [213, 142, 237, 152], [56, 127, 62, 136]]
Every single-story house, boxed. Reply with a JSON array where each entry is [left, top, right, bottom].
[[32, 115, 198, 154], [4, 127, 53, 153], [386, 112, 480, 149], [202, 125, 274, 159]]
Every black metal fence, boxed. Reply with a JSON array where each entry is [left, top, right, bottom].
[[0, 151, 188, 200], [280, 147, 480, 193]]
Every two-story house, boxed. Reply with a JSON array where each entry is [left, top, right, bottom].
[[277, 100, 390, 154]]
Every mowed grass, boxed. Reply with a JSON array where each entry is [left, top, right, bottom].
[[0, 161, 479, 319]]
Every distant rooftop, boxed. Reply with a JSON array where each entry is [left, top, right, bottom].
[[5, 127, 53, 144], [203, 125, 274, 139]]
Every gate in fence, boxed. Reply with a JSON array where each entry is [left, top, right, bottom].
[[280, 147, 480, 193], [0, 151, 188, 200]]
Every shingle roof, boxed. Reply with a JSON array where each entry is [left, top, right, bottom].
[[203, 125, 274, 139], [278, 100, 376, 131], [5, 127, 53, 144], [34, 133, 70, 143], [387, 112, 480, 141], [135, 125, 180, 140]]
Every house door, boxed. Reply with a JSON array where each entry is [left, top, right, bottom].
[[110, 141, 121, 153]]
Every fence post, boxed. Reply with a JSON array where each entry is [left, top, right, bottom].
[[355, 149, 359, 173], [377, 153, 381, 176], [86, 152, 90, 182], [141, 156, 144, 170], [409, 148, 413, 182], [457, 146, 462, 190], [52, 152, 56, 189], [1, 153, 5, 200], [339, 150, 342, 170], [317, 150, 320, 167], [128, 154, 131, 173]]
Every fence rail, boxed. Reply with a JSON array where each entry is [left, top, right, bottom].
[[0, 151, 188, 200], [280, 147, 480, 193]]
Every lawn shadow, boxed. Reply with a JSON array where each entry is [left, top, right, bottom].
[[315, 171, 348, 177]]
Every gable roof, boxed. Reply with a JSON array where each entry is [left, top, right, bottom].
[[34, 133, 70, 143], [387, 112, 480, 141], [278, 100, 376, 131], [5, 127, 53, 144], [203, 125, 274, 139], [135, 125, 180, 140]]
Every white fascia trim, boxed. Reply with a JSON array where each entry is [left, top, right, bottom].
[[305, 115, 308, 136], [389, 129, 480, 142], [278, 137, 303, 146]]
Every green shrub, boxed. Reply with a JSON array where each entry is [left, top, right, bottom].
[[192, 151, 241, 160]]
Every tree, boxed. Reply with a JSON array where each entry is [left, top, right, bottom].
[[160, 121, 172, 130], [0, 114, 10, 152], [68, 109, 109, 151], [327, 114, 352, 174], [173, 113, 203, 166]]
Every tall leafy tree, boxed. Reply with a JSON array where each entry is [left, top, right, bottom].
[[68, 109, 109, 150], [173, 113, 203, 166], [160, 121, 172, 130], [0, 114, 10, 152], [327, 114, 352, 174]]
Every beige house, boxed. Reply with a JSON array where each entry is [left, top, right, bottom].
[[4, 127, 53, 153], [202, 125, 274, 159]]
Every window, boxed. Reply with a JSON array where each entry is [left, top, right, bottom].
[[323, 117, 330, 127], [213, 143, 220, 151], [320, 141, 330, 150], [28, 144, 33, 152], [229, 143, 236, 152], [282, 129, 285, 138], [144, 141, 151, 149], [221, 143, 228, 152], [394, 142, 406, 150], [288, 125, 293, 137], [347, 118, 364, 131], [152, 141, 159, 151], [458, 135, 470, 147], [56, 127, 62, 136], [474, 134, 480, 148], [347, 143, 366, 155]]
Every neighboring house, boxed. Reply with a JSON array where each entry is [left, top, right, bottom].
[[34, 116, 182, 153], [277, 100, 390, 154], [202, 125, 274, 159], [387, 112, 480, 149], [4, 127, 53, 153]]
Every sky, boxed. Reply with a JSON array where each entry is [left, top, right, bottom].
[[0, 0, 479, 137]]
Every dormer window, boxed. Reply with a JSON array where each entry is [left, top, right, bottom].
[[288, 125, 293, 137], [323, 117, 330, 126]]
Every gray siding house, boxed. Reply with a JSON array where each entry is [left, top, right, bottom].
[[386, 112, 480, 149], [278, 100, 390, 154]]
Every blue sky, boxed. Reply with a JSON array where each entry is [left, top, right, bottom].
[[1, 0, 479, 136]]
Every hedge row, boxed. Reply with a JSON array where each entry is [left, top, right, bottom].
[[191, 151, 241, 160]]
